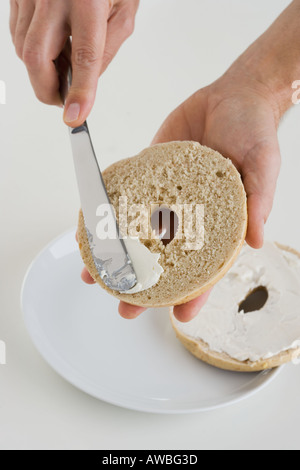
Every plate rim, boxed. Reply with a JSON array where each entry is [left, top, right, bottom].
[[20, 229, 283, 414]]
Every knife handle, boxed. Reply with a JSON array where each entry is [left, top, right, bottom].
[[55, 39, 89, 135], [55, 38, 73, 108]]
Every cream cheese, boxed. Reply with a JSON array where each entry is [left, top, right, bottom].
[[121, 238, 164, 294], [174, 242, 300, 362]]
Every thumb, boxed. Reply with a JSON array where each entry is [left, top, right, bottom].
[[243, 135, 281, 249], [151, 106, 189, 146], [63, 1, 109, 127], [151, 91, 207, 145]]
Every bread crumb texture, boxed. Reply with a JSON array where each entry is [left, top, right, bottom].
[[78, 141, 247, 307]]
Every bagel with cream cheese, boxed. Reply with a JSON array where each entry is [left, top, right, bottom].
[[78, 141, 247, 307], [171, 242, 300, 372]]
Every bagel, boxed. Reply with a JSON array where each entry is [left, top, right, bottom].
[[78, 141, 247, 307], [171, 243, 300, 372]]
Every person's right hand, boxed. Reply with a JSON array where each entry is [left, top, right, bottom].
[[9, 0, 139, 126]]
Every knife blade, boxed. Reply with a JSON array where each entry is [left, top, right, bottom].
[[70, 122, 138, 292]]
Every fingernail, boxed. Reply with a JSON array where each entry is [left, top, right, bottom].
[[64, 103, 80, 122]]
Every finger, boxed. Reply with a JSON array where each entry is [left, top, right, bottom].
[[118, 301, 147, 320], [173, 289, 212, 323], [9, 0, 19, 40], [14, 0, 35, 59], [245, 194, 265, 249], [64, 0, 110, 127], [100, 1, 138, 74], [23, 3, 69, 105], [81, 268, 96, 285], [243, 136, 281, 249]]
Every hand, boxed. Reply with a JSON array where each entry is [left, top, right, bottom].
[[10, 0, 139, 126], [118, 61, 282, 322], [82, 69, 281, 321]]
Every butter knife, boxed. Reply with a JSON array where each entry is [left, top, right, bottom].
[[56, 46, 137, 292]]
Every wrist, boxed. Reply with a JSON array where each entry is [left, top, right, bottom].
[[239, 42, 298, 120], [220, 0, 300, 123], [215, 55, 285, 127]]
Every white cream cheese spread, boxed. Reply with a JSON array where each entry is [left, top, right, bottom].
[[174, 242, 300, 362], [121, 237, 164, 294]]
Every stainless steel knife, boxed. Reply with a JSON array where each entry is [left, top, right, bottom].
[[56, 43, 137, 292]]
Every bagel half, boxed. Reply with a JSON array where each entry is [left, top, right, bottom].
[[170, 244, 300, 372], [78, 141, 247, 307]]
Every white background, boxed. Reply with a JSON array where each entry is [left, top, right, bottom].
[[1, 0, 300, 450]]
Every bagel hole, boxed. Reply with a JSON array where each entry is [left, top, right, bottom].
[[151, 207, 179, 246], [238, 286, 269, 314]]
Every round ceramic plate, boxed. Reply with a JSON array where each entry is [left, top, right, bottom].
[[21, 230, 282, 414]]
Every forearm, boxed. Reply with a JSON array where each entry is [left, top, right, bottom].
[[226, 0, 300, 120]]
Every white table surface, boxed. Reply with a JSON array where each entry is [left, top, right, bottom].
[[1, 0, 300, 450]]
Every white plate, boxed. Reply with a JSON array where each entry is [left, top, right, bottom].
[[21, 230, 282, 414]]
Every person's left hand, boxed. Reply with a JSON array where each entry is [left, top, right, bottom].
[[80, 60, 282, 323]]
